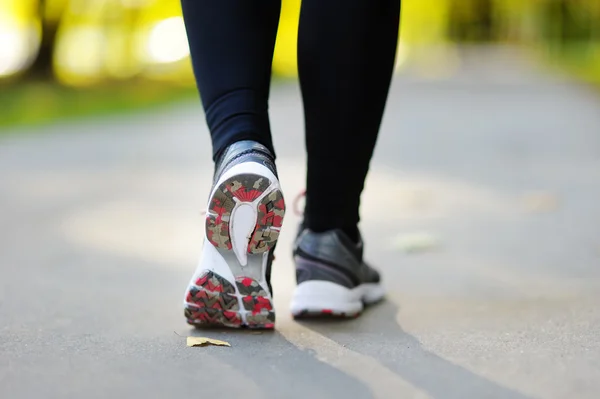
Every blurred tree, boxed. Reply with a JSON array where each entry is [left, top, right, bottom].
[[27, 0, 64, 78], [448, 0, 496, 43], [4, 0, 599, 84]]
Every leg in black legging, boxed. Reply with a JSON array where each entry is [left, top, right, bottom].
[[180, 0, 281, 161], [298, 0, 401, 241]]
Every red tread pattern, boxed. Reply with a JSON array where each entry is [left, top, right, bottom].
[[185, 271, 275, 329]]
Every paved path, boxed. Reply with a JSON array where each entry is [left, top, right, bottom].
[[1, 48, 600, 399]]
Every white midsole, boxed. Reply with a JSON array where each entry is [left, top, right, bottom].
[[290, 280, 385, 315]]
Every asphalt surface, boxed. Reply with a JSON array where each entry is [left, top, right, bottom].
[[1, 47, 599, 399]]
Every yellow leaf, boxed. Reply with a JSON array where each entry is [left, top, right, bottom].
[[186, 337, 231, 348]]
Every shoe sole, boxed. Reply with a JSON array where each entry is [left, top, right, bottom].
[[290, 281, 384, 319], [184, 163, 284, 329]]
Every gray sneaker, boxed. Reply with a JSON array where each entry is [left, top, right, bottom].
[[290, 227, 384, 318], [183, 140, 285, 329]]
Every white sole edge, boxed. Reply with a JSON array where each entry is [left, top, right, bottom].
[[290, 280, 385, 316]]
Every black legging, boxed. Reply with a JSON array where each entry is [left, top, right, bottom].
[[181, 0, 400, 240]]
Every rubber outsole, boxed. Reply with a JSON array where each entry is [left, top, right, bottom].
[[185, 270, 275, 329], [185, 171, 284, 329], [205, 174, 284, 253]]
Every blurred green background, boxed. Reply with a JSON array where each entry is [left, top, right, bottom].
[[1, 0, 599, 128]]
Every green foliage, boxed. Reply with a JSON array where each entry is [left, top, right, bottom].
[[1, 0, 599, 130], [0, 80, 196, 130]]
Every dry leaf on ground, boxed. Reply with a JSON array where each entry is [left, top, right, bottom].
[[187, 337, 231, 348]]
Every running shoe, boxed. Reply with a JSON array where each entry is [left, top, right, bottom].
[[290, 226, 384, 318], [184, 140, 285, 329]]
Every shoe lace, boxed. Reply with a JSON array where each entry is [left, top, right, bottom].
[[293, 189, 306, 217]]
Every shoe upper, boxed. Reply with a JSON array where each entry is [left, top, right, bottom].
[[293, 227, 381, 289], [213, 140, 277, 183]]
